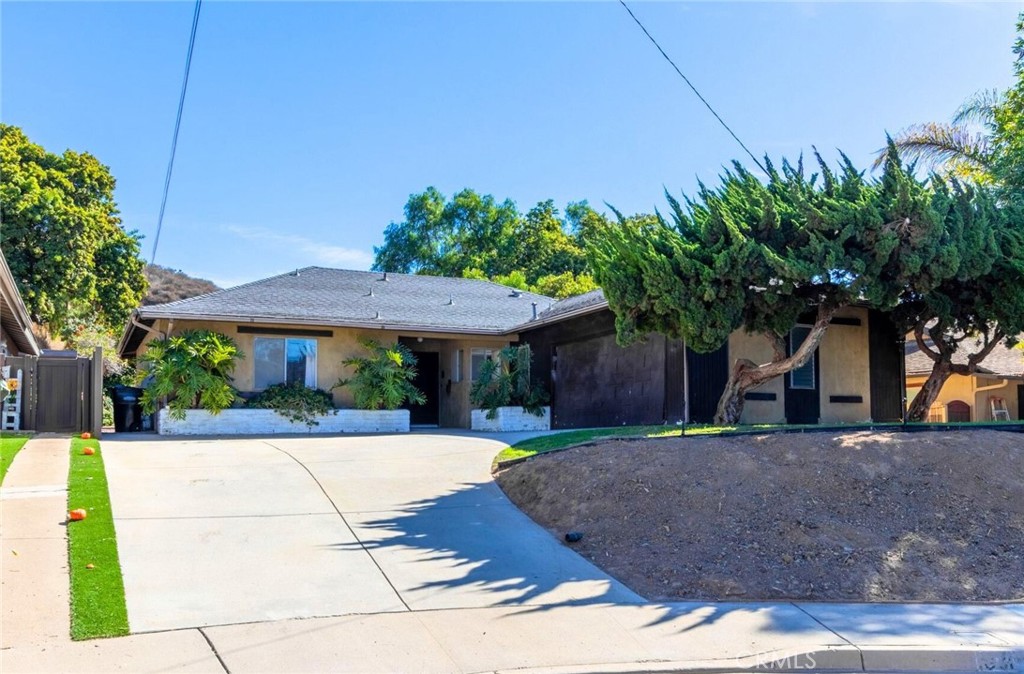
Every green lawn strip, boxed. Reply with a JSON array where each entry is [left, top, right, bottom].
[[495, 419, 1001, 466], [67, 437, 129, 640], [0, 434, 31, 485]]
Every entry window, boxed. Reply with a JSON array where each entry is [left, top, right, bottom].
[[789, 326, 815, 390], [452, 349, 463, 383], [470, 348, 493, 381], [254, 338, 317, 389]]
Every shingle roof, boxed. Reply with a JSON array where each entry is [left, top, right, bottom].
[[510, 289, 609, 331], [136, 267, 553, 334], [905, 337, 1024, 378]]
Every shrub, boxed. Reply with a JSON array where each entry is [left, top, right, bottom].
[[140, 330, 243, 420], [469, 344, 548, 419], [248, 383, 336, 427], [336, 339, 426, 410]]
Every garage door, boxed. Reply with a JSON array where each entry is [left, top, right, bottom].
[[552, 333, 668, 429]]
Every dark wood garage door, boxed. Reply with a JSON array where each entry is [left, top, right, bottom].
[[552, 333, 667, 429]]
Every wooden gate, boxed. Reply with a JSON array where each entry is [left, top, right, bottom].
[[2, 349, 102, 436]]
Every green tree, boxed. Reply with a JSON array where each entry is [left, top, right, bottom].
[[0, 125, 147, 334], [898, 182, 1024, 421], [373, 188, 615, 296], [993, 14, 1024, 193], [590, 149, 954, 424]]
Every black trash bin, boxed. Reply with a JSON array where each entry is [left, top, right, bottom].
[[110, 386, 144, 432]]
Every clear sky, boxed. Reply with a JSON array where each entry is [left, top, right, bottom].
[[2, 1, 1020, 288]]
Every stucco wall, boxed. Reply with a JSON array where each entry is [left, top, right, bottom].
[[729, 329, 786, 425], [730, 307, 874, 425], [907, 373, 1020, 421], [819, 307, 872, 423], [141, 319, 512, 427]]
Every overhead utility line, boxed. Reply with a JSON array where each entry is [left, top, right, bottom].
[[617, 0, 767, 174], [151, 0, 203, 264]]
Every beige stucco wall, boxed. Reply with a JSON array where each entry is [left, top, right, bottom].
[[139, 319, 512, 427], [729, 306, 873, 425], [907, 372, 1020, 421], [729, 329, 786, 425], [819, 307, 872, 423]]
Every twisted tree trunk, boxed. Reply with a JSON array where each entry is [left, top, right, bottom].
[[905, 322, 1004, 422], [714, 304, 837, 424]]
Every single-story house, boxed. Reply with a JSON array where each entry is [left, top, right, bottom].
[[118, 267, 905, 430], [905, 339, 1023, 422], [0, 247, 41, 362]]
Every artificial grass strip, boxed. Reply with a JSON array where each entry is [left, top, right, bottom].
[[0, 434, 31, 485], [67, 438, 129, 640], [495, 425, 678, 464]]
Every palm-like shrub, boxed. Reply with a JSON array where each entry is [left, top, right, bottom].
[[469, 344, 548, 419], [140, 330, 243, 419], [336, 339, 426, 410]]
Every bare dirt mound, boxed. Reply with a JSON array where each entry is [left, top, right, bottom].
[[496, 430, 1024, 602]]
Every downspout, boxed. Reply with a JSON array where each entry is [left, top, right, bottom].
[[975, 378, 1010, 421]]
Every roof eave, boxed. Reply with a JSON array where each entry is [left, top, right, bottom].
[[506, 299, 611, 334]]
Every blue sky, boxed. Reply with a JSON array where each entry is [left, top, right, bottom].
[[2, 1, 1020, 288]]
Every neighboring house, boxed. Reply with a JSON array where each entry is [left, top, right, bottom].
[[118, 267, 905, 430], [905, 339, 1023, 422], [0, 247, 41, 361]]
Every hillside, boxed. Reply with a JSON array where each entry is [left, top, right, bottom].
[[143, 265, 219, 306]]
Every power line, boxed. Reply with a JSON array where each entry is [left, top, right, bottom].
[[151, 0, 203, 264], [617, 0, 767, 175]]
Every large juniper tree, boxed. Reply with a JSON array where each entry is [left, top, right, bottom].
[[590, 149, 955, 424]]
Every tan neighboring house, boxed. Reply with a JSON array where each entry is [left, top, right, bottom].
[[0, 247, 41, 361], [905, 340, 1024, 422], [119, 268, 905, 429]]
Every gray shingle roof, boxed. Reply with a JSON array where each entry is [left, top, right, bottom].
[[905, 337, 1024, 378], [137, 267, 553, 334]]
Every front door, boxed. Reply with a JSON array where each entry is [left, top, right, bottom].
[[408, 352, 439, 425], [784, 326, 821, 424], [1018, 384, 1023, 420]]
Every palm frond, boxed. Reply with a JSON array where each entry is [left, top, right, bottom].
[[952, 89, 1003, 127], [872, 123, 993, 172]]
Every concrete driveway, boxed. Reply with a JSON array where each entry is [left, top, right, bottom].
[[103, 432, 641, 632]]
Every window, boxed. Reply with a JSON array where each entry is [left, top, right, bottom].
[[470, 348, 493, 381], [452, 349, 463, 383], [789, 326, 815, 390], [254, 337, 317, 389]]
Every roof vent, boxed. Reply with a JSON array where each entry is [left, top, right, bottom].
[[381, 271, 389, 282], [447, 294, 455, 306], [292, 268, 300, 276], [375, 310, 381, 320], [531, 302, 538, 320], [367, 286, 374, 297], [510, 289, 522, 298]]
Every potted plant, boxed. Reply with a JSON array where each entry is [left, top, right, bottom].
[[469, 344, 550, 431]]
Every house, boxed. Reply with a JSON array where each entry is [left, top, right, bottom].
[[905, 339, 1023, 422], [517, 289, 905, 428], [0, 247, 41, 362], [118, 267, 905, 430]]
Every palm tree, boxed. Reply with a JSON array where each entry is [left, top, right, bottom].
[[874, 89, 1003, 181]]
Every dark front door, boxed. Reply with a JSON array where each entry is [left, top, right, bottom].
[[784, 326, 821, 424], [408, 352, 439, 425], [36, 357, 87, 433]]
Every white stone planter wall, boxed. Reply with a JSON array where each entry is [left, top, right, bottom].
[[156, 408, 410, 435], [471, 406, 551, 432]]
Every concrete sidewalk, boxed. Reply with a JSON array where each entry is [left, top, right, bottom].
[[1, 433, 1023, 673]]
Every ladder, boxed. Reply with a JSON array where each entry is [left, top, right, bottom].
[[1, 367, 22, 431], [990, 396, 1011, 422]]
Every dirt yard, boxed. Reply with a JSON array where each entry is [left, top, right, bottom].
[[496, 430, 1024, 602]]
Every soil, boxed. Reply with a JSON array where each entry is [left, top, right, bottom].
[[496, 430, 1024, 602]]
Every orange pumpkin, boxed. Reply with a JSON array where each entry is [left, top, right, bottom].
[[82, 447, 95, 456], [81, 432, 91, 440], [69, 509, 87, 521]]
